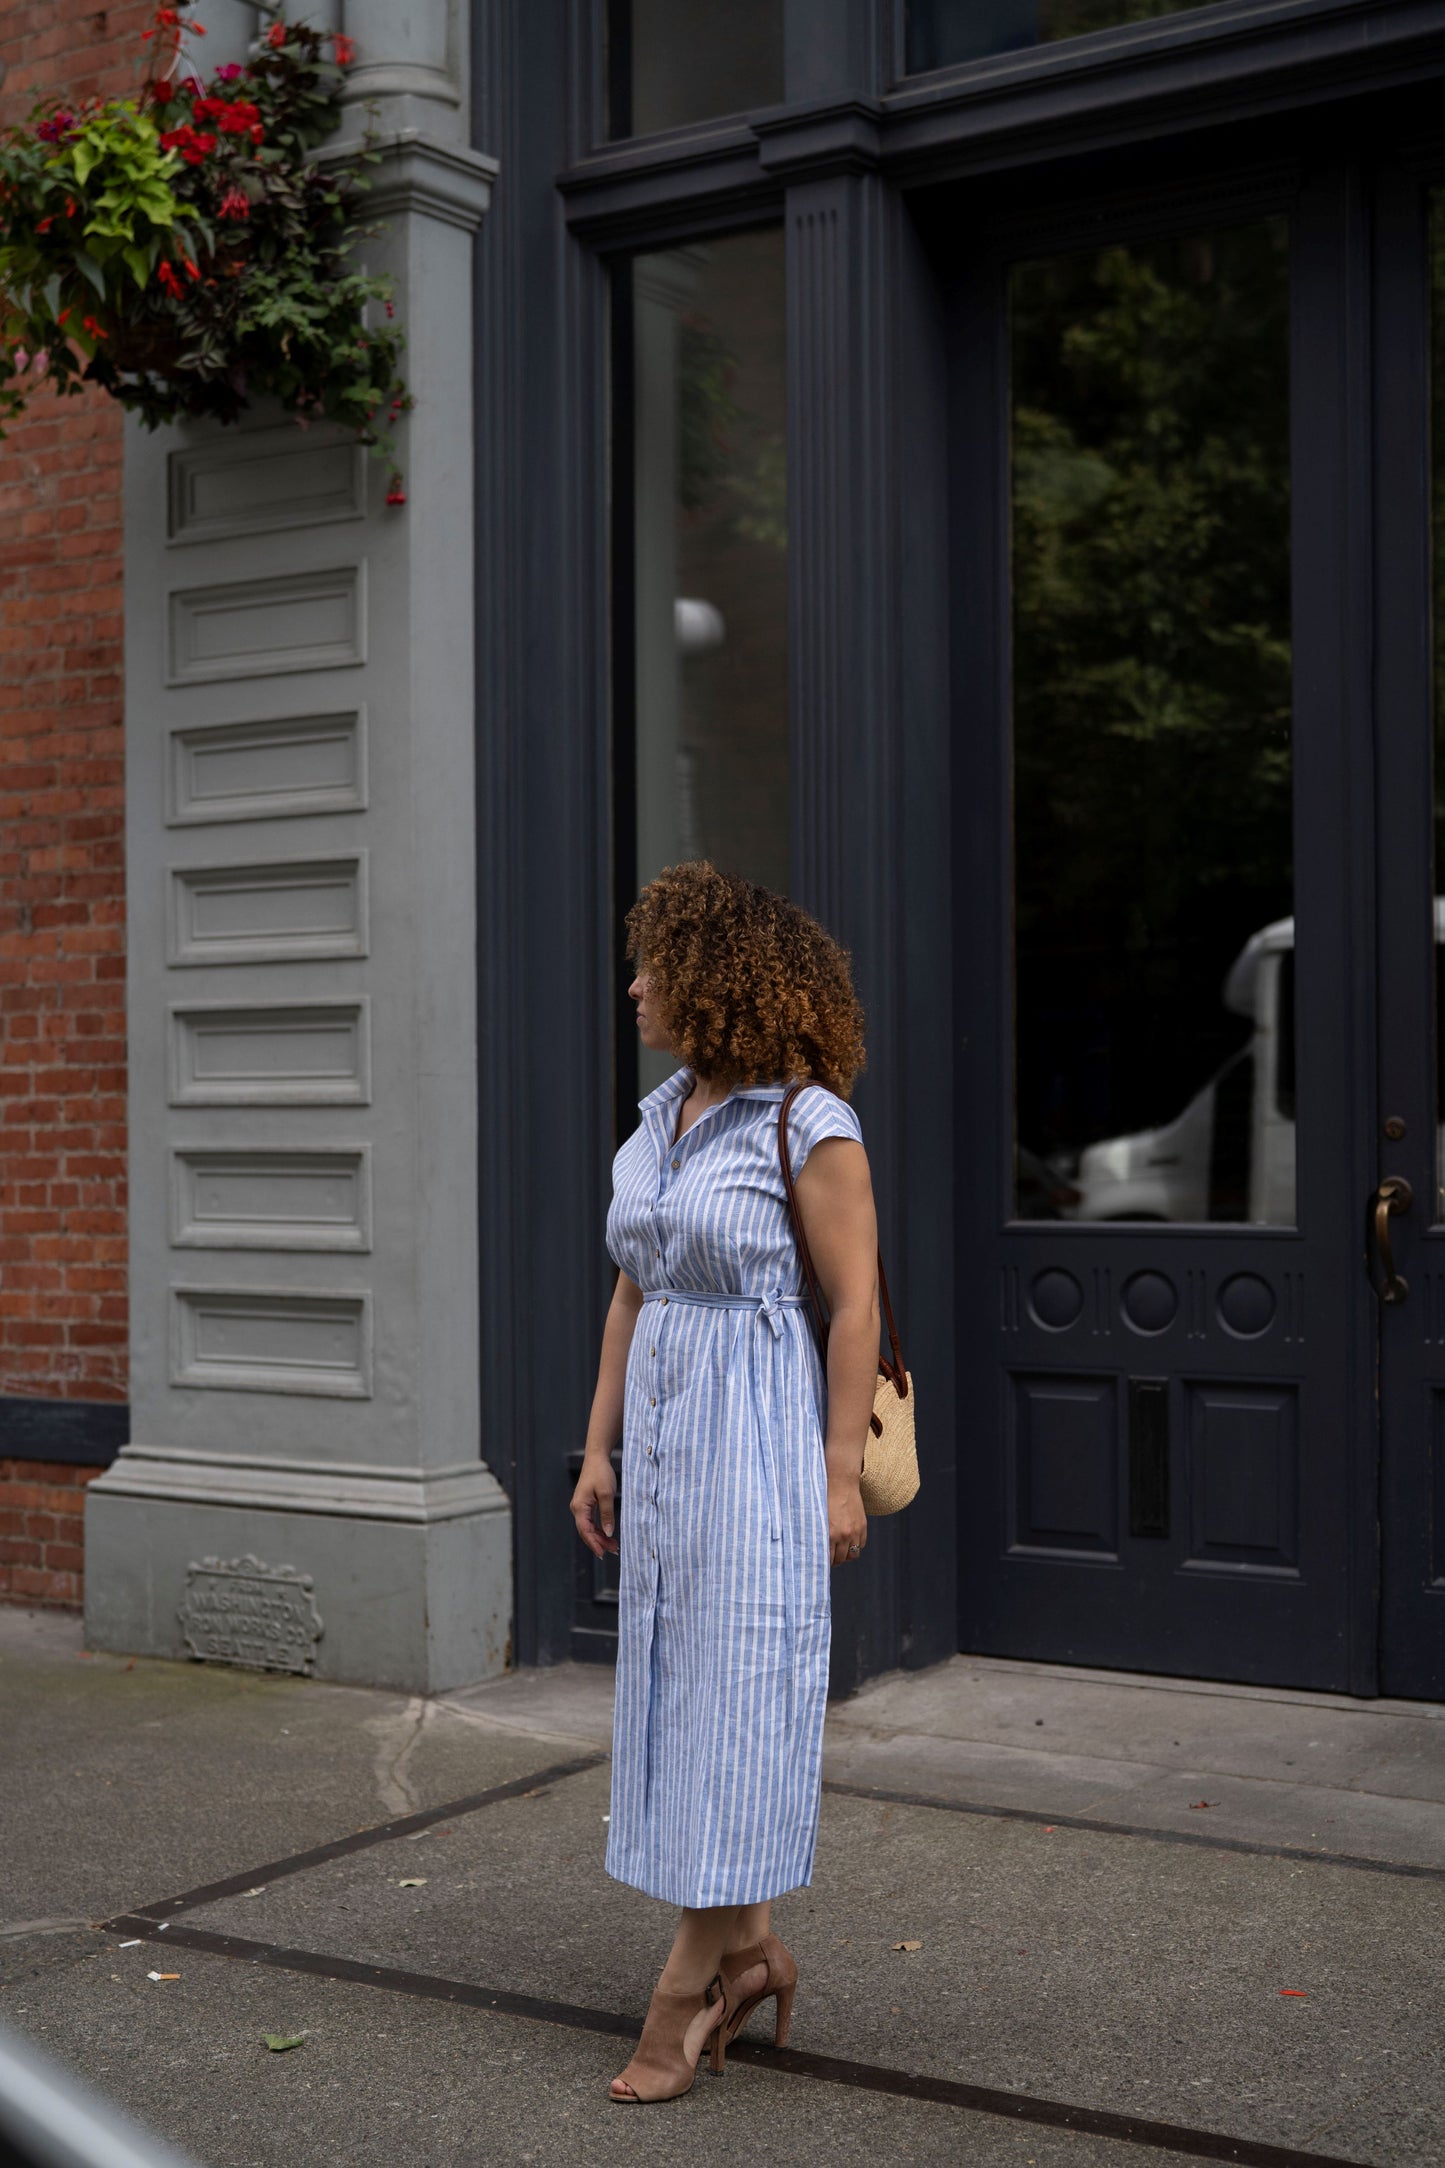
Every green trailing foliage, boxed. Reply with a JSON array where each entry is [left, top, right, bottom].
[[0, 2, 409, 498]]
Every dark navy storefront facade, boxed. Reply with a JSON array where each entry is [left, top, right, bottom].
[[476, 0, 1445, 1703]]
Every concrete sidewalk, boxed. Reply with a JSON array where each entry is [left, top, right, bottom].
[[2, 1607, 1442, 2167]]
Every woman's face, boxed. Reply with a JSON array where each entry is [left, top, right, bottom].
[[629, 969, 677, 1055]]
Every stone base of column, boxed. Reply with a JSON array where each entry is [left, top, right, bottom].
[[84, 1450, 511, 1693]]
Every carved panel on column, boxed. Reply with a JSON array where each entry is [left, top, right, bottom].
[[168, 853, 368, 966], [169, 1000, 370, 1105], [168, 566, 366, 684], [173, 1148, 371, 1251], [167, 711, 367, 825], [172, 1287, 370, 1397], [168, 425, 365, 544]]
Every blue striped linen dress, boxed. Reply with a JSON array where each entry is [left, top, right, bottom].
[[604, 1066, 864, 1909]]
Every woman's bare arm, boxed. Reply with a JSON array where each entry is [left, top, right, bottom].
[[570, 1271, 645, 1559], [794, 1136, 879, 1563]]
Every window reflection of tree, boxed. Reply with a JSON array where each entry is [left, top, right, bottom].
[[1011, 220, 1293, 1184]]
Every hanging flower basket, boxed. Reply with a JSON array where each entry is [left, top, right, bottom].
[[0, 2, 411, 499]]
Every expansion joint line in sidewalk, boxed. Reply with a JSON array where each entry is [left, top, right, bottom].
[[823, 1780, 1445, 1883], [112, 1754, 607, 1922], [97, 1915, 1373, 2168], [99, 1750, 1384, 2168]]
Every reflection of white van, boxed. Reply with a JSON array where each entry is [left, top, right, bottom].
[[1064, 916, 1296, 1225]]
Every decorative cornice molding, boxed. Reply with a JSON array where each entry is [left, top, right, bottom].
[[319, 130, 499, 231], [886, 0, 1445, 114], [92, 1445, 510, 1523], [881, 0, 1445, 178], [557, 119, 757, 193], [557, 0, 1445, 238], [752, 97, 882, 182]]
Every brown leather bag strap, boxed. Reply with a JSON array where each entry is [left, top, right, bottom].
[[778, 1081, 907, 1391], [778, 1080, 831, 1353]]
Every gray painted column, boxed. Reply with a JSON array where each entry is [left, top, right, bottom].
[[85, 0, 508, 1693]]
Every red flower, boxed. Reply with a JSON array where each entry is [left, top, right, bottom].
[[217, 186, 250, 221], [56, 307, 72, 326], [159, 122, 217, 164], [266, 20, 287, 48], [156, 260, 183, 296], [213, 62, 245, 83], [35, 214, 54, 233], [81, 314, 108, 340], [385, 482, 407, 507], [333, 33, 356, 65]]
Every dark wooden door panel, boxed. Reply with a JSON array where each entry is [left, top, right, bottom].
[[949, 158, 1378, 1693]]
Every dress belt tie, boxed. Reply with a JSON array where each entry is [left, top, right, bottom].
[[641, 1288, 808, 1339]]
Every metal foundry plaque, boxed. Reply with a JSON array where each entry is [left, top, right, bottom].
[[178, 1555, 323, 1674]]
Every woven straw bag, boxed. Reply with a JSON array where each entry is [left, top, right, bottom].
[[778, 1083, 920, 1518]]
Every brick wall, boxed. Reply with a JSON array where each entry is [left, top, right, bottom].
[[0, 4, 148, 1601], [0, 1457, 103, 1605]]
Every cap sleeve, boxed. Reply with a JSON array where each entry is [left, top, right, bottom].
[[784, 1085, 863, 1174]]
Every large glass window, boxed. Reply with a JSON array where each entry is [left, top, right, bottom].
[[618, 230, 789, 1096], [607, 0, 782, 139], [908, 0, 1218, 76], [1009, 218, 1295, 1225]]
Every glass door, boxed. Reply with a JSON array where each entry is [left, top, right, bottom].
[[950, 165, 1378, 1690]]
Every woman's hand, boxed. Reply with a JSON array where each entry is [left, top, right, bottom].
[[828, 1473, 867, 1566], [572, 1272, 641, 1560], [571, 1452, 619, 1560]]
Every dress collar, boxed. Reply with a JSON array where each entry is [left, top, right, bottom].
[[637, 1066, 693, 1118], [637, 1069, 793, 1117]]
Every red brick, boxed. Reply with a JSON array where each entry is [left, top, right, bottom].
[[6, 1562, 74, 1603], [0, 12, 136, 1466]]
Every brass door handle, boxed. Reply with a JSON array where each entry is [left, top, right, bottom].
[[1370, 1176, 1413, 1305]]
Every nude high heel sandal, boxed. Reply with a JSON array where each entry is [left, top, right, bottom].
[[712, 1933, 798, 2070], [609, 1979, 725, 2104]]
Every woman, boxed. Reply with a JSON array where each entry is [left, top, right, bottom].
[[569, 860, 882, 2105]]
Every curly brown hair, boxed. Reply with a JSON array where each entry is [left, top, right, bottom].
[[627, 861, 866, 1098]]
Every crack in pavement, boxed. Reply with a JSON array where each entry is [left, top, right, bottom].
[[363, 1695, 431, 1818]]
